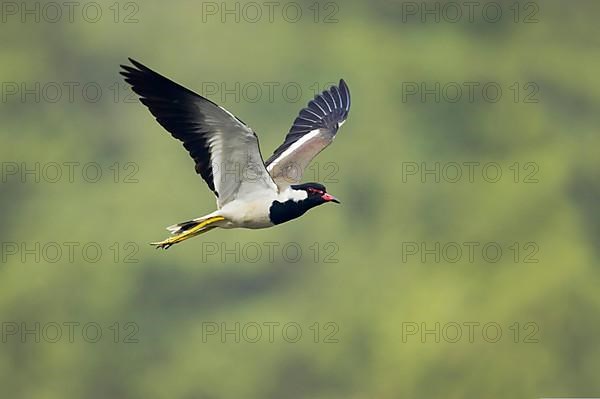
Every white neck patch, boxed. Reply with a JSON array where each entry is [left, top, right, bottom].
[[280, 187, 308, 202]]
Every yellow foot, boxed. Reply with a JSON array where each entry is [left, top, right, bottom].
[[150, 239, 176, 250], [150, 216, 225, 250]]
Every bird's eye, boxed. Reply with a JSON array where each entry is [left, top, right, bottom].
[[307, 187, 324, 195]]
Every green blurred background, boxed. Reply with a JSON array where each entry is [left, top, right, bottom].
[[1, 0, 599, 398]]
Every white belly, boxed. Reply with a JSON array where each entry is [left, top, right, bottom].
[[219, 197, 276, 229]]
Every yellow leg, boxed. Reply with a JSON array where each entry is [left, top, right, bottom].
[[151, 216, 225, 249]]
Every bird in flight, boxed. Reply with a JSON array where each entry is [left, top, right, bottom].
[[120, 58, 351, 249]]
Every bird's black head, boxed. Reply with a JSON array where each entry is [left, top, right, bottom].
[[291, 182, 340, 205], [269, 182, 340, 225]]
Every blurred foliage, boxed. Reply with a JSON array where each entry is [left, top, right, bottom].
[[1, 0, 599, 398]]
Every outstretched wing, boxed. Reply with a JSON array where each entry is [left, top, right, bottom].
[[265, 79, 351, 190], [120, 58, 278, 208]]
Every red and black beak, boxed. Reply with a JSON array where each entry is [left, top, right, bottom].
[[321, 193, 341, 204]]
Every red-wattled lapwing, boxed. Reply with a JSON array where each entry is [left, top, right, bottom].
[[120, 58, 351, 249]]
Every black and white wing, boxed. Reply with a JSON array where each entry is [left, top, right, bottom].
[[120, 58, 278, 208], [265, 79, 351, 190]]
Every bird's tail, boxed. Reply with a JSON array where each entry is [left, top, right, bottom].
[[151, 215, 226, 249]]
